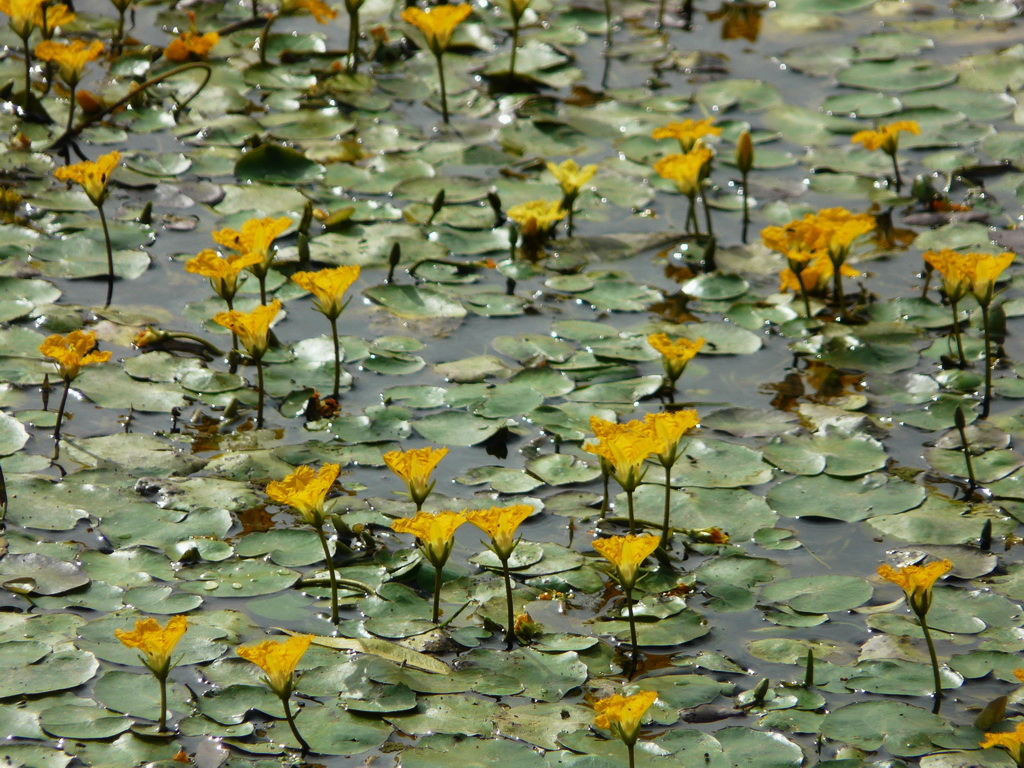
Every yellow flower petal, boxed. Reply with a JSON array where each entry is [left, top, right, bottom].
[[593, 690, 658, 746], [291, 265, 361, 320], [465, 504, 532, 560], [39, 329, 111, 381], [237, 635, 312, 698], [115, 615, 188, 678], [391, 510, 466, 566], [266, 463, 340, 528], [878, 559, 952, 616], [383, 446, 448, 507], [212, 300, 281, 359], [593, 534, 659, 588], [54, 150, 120, 206], [401, 3, 472, 55]]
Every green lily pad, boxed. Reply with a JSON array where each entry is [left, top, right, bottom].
[[820, 701, 946, 756], [768, 473, 926, 521], [762, 575, 873, 614]]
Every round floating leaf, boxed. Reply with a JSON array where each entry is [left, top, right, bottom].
[[365, 285, 467, 319], [668, 438, 773, 488], [695, 555, 788, 588], [682, 273, 749, 301], [177, 560, 300, 597], [234, 143, 323, 184], [714, 726, 803, 768], [0, 553, 90, 595], [0, 410, 29, 455], [413, 412, 503, 446], [702, 407, 799, 438], [74, 366, 190, 413], [845, 659, 963, 696], [820, 701, 946, 756], [0, 650, 98, 698], [39, 703, 131, 739], [762, 575, 873, 613], [768, 473, 925, 522], [838, 59, 957, 92], [266, 701, 393, 755], [526, 453, 601, 486], [401, 736, 547, 768], [463, 648, 589, 702]]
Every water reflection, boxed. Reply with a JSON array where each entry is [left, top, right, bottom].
[[706, 2, 765, 42]]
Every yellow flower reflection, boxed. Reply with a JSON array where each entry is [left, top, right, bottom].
[[266, 463, 340, 528], [401, 3, 472, 56], [39, 330, 111, 382], [164, 30, 220, 61], [383, 446, 448, 509], [291, 265, 361, 320], [282, 0, 337, 22], [465, 504, 532, 560], [212, 300, 281, 360], [594, 690, 658, 746], [593, 534, 659, 589], [237, 634, 312, 699], [115, 615, 188, 679], [506, 199, 565, 237], [54, 150, 120, 206], [878, 559, 951, 616]]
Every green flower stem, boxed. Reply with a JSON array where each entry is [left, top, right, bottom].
[[281, 694, 311, 753], [626, 742, 636, 768], [157, 674, 168, 732], [797, 275, 813, 320], [314, 526, 340, 624], [258, 13, 277, 65], [52, 378, 71, 444], [329, 315, 341, 398], [347, 5, 360, 72], [501, 554, 516, 649], [949, 297, 967, 369], [600, 466, 609, 519], [114, 7, 127, 55], [831, 257, 846, 318], [624, 584, 639, 675], [21, 34, 31, 109], [740, 170, 750, 244], [432, 562, 443, 624], [954, 407, 977, 493], [51, 63, 213, 151], [434, 51, 450, 124], [981, 301, 994, 418], [63, 84, 77, 139], [656, 0, 666, 29], [660, 464, 672, 548], [916, 609, 942, 714], [255, 356, 266, 429], [700, 182, 715, 239], [97, 202, 115, 308], [685, 192, 698, 236], [890, 150, 903, 194], [509, 14, 520, 78], [626, 488, 636, 535], [602, 0, 613, 50]]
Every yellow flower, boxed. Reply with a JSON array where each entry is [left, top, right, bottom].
[[878, 559, 952, 616], [114, 616, 188, 679], [266, 463, 340, 528], [652, 118, 721, 152], [707, 1, 764, 42], [593, 534, 659, 589], [594, 690, 658, 746], [465, 504, 533, 561], [34, 39, 104, 87], [642, 409, 699, 463], [653, 145, 714, 198], [212, 217, 291, 273], [391, 510, 466, 568], [282, 0, 338, 22], [237, 635, 312, 699], [647, 333, 704, 383], [291, 265, 361, 320], [39, 330, 111, 382], [401, 3, 472, 56], [163, 31, 220, 62], [1014, 668, 1024, 684], [54, 150, 120, 207], [583, 428, 659, 493], [506, 199, 565, 237], [212, 300, 281, 360], [971, 251, 1014, 306], [851, 120, 920, 154], [922, 249, 974, 303], [546, 159, 598, 198], [184, 248, 262, 301], [0, 0, 66, 38], [383, 446, 448, 508], [981, 722, 1024, 767]]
